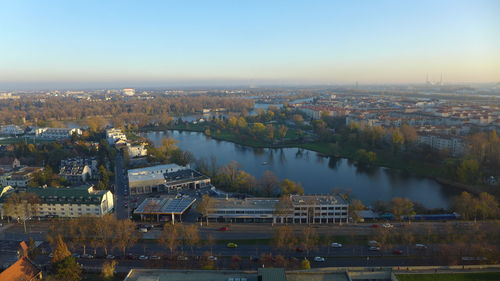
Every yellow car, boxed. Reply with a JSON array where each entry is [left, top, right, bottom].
[[226, 242, 238, 248]]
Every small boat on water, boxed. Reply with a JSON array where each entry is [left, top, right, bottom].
[[262, 162, 268, 165]]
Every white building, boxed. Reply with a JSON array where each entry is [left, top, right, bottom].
[[127, 143, 148, 158], [106, 128, 127, 145], [35, 128, 82, 139], [206, 194, 349, 224], [0, 185, 114, 219], [0, 125, 24, 136], [122, 88, 136, 96], [128, 164, 185, 195], [417, 133, 465, 156]]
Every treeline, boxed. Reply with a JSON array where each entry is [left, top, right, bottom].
[[0, 96, 254, 125], [195, 158, 303, 196]]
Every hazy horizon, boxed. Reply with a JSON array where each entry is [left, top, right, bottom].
[[1, 0, 499, 89]]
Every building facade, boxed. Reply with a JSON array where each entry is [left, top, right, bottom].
[[206, 194, 349, 224], [0, 185, 114, 219]]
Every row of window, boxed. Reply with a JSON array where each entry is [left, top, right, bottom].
[[294, 212, 348, 216], [294, 206, 347, 211]]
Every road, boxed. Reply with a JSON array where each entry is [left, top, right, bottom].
[[114, 152, 129, 220]]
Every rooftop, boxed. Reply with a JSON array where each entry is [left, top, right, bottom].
[[291, 195, 348, 206], [134, 196, 196, 215], [0, 185, 108, 205], [209, 197, 279, 210]]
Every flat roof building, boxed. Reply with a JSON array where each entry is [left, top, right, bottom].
[[207, 194, 348, 224], [133, 196, 196, 222]]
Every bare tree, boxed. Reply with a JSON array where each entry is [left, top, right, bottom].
[[182, 224, 201, 255], [196, 195, 214, 225], [159, 223, 180, 256], [112, 219, 139, 255], [300, 226, 319, 256], [3, 192, 40, 233]]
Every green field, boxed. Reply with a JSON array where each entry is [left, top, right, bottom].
[[397, 272, 500, 281]]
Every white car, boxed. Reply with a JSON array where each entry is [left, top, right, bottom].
[[313, 256, 325, 262], [138, 255, 149, 260], [415, 243, 427, 249], [208, 256, 218, 261], [139, 228, 148, 233], [106, 255, 115, 259], [331, 242, 343, 248], [150, 255, 161, 260], [382, 223, 394, 228], [369, 246, 381, 251]]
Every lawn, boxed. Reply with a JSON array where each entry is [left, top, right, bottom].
[[397, 272, 500, 281]]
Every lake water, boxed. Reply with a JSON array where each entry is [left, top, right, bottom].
[[142, 130, 457, 209]]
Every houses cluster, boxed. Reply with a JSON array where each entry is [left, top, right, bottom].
[[296, 94, 500, 156], [58, 157, 98, 185], [0, 157, 43, 188], [106, 128, 148, 160]]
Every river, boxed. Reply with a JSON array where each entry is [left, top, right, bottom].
[[142, 130, 457, 209]]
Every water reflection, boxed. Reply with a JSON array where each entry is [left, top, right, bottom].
[[142, 130, 457, 208]]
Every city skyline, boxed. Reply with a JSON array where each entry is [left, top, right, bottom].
[[1, 0, 499, 89]]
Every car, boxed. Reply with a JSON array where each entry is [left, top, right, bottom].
[[331, 242, 343, 248], [126, 253, 137, 260], [368, 240, 379, 247], [150, 255, 161, 260], [382, 223, 394, 228], [48, 252, 53, 258], [370, 224, 379, 228], [369, 246, 381, 251], [72, 253, 81, 258], [138, 255, 149, 260], [139, 228, 148, 233], [106, 255, 115, 259], [219, 226, 230, 231], [392, 249, 403, 255], [177, 255, 189, 261], [415, 244, 427, 249], [314, 256, 325, 262], [226, 242, 238, 248], [250, 256, 260, 262], [208, 256, 218, 261], [81, 254, 94, 259]]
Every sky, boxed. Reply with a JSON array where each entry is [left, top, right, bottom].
[[0, 0, 499, 89]]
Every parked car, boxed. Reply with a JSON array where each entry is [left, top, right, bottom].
[[369, 246, 381, 251], [81, 254, 94, 259], [208, 256, 218, 261], [150, 255, 161, 260], [382, 223, 394, 228], [139, 228, 148, 233], [331, 242, 343, 248], [314, 256, 325, 262], [138, 255, 149, 260], [177, 255, 189, 261], [219, 226, 230, 231], [226, 242, 238, 248], [392, 249, 403, 255], [106, 255, 115, 260], [368, 240, 380, 247]]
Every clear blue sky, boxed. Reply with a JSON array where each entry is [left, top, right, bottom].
[[0, 0, 499, 88]]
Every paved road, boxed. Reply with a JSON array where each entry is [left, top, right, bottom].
[[114, 152, 130, 220]]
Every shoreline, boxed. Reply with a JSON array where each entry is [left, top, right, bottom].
[[139, 126, 493, 197]]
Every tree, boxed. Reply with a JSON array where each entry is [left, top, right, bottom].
[[301, 258, 311, 269], [259, 170, 280, 196], [400, 125, 417, 145], [272, 225, 295, 253], [182, 224, 200, 254], [95, 215, 116, 255], [101, 260, 117, 280], [292, 114, 304, 125], [349, 199, 366, 223], [278, 125, 288, 141], [52, 256, 82, 281], [51, 235, 71, 264], [86, 116, 106, 132], [280, 179, 304, 195], [196, 194, 214, 225], [159, 223, 180, 256], [456, 159, 481, 184], [391, 129, 404, 153], [300, 226, 319, 256], [477, 192, 499, 219], [3, 192, 40, 233], [391, 197, 415, 221], [453, 192, 477, 220], [274, 195, 293, 224], [112, 219, 139, 255]]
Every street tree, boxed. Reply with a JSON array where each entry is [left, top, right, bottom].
[[113, 219, 139, 255], [196, 194, 214, 225], [348, 199, 366, 223], [391, 197, 415, 221], [182, 224, 201, 254], [159, 223, 180, 256], [3, 192, 40, 233], [300, 226, 319, 256]]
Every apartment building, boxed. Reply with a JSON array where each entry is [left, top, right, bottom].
[[0, 185, 114, 219], [35, 128, 82, 139]]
